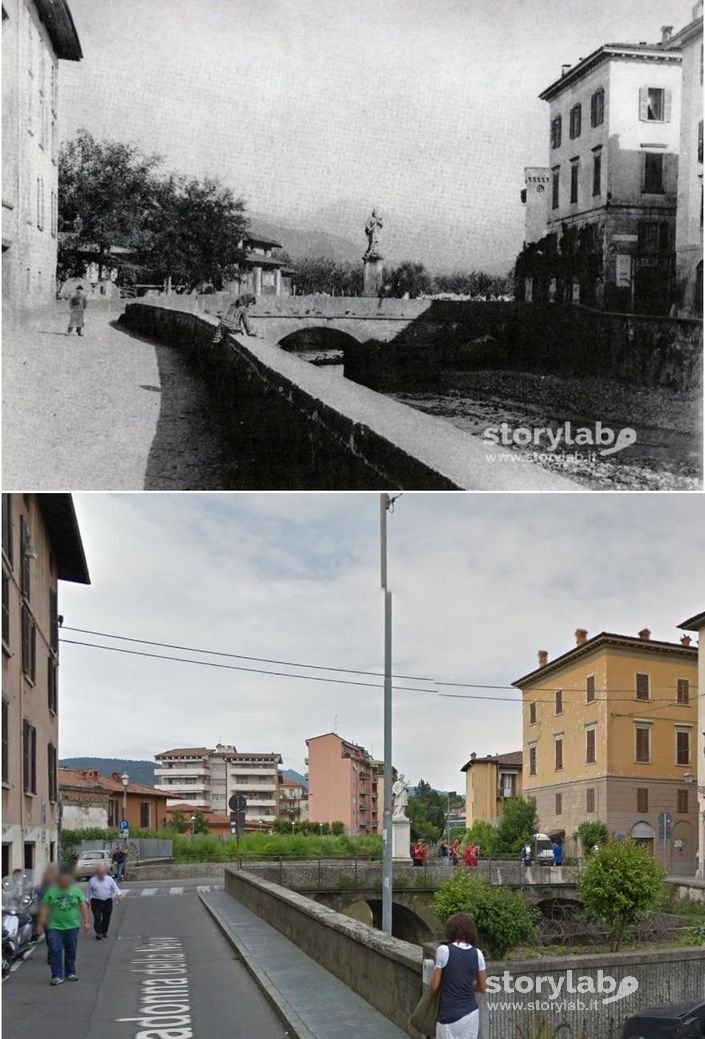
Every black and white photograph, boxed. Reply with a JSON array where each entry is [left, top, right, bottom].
[[1, 3, 704, 1039]]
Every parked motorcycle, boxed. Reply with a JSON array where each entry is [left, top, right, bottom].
[[2, 873, 36, 978]]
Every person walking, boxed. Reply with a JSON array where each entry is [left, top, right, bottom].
[[36, 865, 91, 985], [86, 864, 122, 940], [450, 839, 459, 866], [67, 286, 87, 336], [111, 846, 127, 882], [430, 912, 487, 1039]]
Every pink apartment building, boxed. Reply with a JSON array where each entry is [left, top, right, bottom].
[[305, 733, 381, 835]]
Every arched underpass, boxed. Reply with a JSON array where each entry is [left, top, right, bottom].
[[278, 326, 361, 363], [313, 891, 437, 944]]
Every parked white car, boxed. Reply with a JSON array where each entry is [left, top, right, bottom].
[[75, 849, 114, 880]]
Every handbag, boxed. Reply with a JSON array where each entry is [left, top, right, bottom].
[[409, 984, 440, 1037]]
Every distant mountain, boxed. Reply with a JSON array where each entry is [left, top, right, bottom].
[[283, 768, 308, 790], [249, 215, 360, 264], [59, 757, 156, 787]]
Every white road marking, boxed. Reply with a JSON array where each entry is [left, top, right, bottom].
[[169, 886, 184, 895], [140, 888, 158, 897], [196, 885, 211, 893]]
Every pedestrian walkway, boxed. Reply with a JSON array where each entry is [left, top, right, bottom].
[[2, 303, 230, 490], [200, 889, 408, 1039], [120, 883, 220, 897]]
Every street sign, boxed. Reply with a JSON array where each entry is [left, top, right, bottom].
[[119, 820, 129, 835], [658, 811, 672, 843], [228, 793, 246, 813]]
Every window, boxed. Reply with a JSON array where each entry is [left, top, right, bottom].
[[21, 605, 36, 682], [51, 119, 57, 164], [677, 789, 689, 814], [1, 496, 12, 565], [50, 62, 57, 114], [639, 86, 670, 122], [586, 674, 595, 704], [643, 152, 665, 193], [47, 660, 57, 714], [140, 802, 151, 828], [636, 673, 650, 701], [554, 737, 563, 770], [49, 587, 58, 651], [551, 167, 560, 210], [676, 728, 691, 766], [2, 570, 9, 647], [699, 120, 704, 164], [38, 92, 45, 149], [569, 104, 582, 139], [586, 727, 596, 764], [529, 702, 537, 724], [551, 115, 562, 149], [2, 700, 8, 784], [570, 161, 579, 204], [677, 678, 690, 705], [23, 843, 35, 870], [591, 88, 605, 127], [635, 724, 651, 763], [639, 221, 669, 252], [555, 792, 562, 815], [22, 720, 37, 793], [47, 743, 57, 802], [529, 743, 537, 776], [555, 689, 563, 714], [20, 515, 30, 600], [108, 800, 119, 828], [586, 788, 595, 813], [592, 148, 602, 196], [637, 788, 649, 813]]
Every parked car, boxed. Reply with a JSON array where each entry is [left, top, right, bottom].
[[622, 999, 705, 1038], [74, 850, 114, 880]]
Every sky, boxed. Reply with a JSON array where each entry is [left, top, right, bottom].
[[57, 492, 704, 794], [58, 0, 695, 270]]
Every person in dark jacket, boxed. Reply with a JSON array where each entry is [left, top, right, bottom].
[[430, 913, 487, 1038], [67, 286, 87, 335]]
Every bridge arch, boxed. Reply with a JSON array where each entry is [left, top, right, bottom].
[[277, 326, 362, 354], [313, 891, 436, 944]]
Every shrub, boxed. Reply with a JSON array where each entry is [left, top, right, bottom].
[[578, 838, 665, 951], [573, 820, 609, 856], [433, 870, 537, 958]]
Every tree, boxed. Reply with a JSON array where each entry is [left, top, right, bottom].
[[434, 870, 537, 958], [574, 820, 609, 856], [166, 811, 188, 834], [59, 130, 162, 280], [192, 812, 209, 835], [289, 256, 363, 296], [492, 797, 538, 854], [388, 261, 431, 299], [463, 819, 497, 855], [579, 839, 665, 950], [407, 779, 462, 842]]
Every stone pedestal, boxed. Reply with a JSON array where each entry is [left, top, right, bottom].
[[363, 255, 384, 297], [392, 817, 412, 861]]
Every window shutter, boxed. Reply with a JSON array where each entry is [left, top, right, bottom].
[[638, 86, 649, 121], [664, 89, 672, 123]]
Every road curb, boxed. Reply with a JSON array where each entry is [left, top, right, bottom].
[[199, 891, 317, 1039]]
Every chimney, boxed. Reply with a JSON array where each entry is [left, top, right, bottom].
[[561, 63, 572, 77], [661, 25, 674, 42], [638, 627, 651, 641], [470, 752, 477, 761], [538, 649, 549, 667], [575, 628, 588, 645], [680, 634, 692, 647]]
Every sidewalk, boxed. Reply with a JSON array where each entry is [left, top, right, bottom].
[[2, 303, 229, 489], [200, 889, 409, 1039]]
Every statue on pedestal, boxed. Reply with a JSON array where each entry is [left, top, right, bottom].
[[392, 774, 409, 820], [364, 208, 384, 261]]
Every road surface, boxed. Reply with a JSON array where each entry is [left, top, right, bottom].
[[2, 878, 286, 1039], [2, 303, 231, 490]]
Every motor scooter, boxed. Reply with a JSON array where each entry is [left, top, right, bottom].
[[2, 873, 36, 978]]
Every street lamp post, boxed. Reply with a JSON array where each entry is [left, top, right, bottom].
[[190, 815, 197, 837], [120, 773, 129, 835], [380, 494, 393, 937]]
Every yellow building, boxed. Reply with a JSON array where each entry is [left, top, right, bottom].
[[514, 628, 698, 871], [461, 751, 523, 828], [678, 611, 705, 878]]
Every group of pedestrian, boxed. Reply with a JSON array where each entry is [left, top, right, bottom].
[[438, 839, 461, 866], [33, 860, 123, 986]]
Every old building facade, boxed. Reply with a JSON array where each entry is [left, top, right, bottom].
[[515, 628, 698, 870], [2, 494, 90, 877], [305, 732, 381, 835], [519, 39, 683, 313], [59, 768, 168, 832], [678, 610, 705, 878], [461, 751, 523, 828], [2, 0, 82, 317]]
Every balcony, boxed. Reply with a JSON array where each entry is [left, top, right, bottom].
[[154, 767, 210, 778]]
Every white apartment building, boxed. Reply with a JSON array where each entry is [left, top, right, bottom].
[[154, 744, 283, 827], [2, 0, 82, 317]]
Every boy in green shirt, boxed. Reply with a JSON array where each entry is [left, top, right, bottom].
[[36, 865, 91, 985]]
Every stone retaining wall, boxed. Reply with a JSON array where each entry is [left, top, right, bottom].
[[121, 301, 575, 491], [129, 861, 226, 880]]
